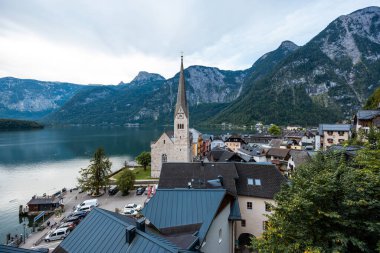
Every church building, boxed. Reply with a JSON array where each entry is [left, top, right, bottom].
[[151, 56, 192, 178]]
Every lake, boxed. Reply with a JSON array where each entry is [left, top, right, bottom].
[[0, 126, 164, 243]]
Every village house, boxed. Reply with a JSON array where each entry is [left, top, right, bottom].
[[142, 189, 239, 253], [286, 150, 311, 176], [353, 109, 380, 133], [158, 162, 286, 250], [265, 148, 291, 173], [317, 124, 352, 150], [27, 195, 60, 214], [224, 135, 247, 152]]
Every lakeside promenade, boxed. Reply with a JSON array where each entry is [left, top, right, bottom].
[[20, 188, 147, 252]]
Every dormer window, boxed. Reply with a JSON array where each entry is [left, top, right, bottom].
[[255, 179, 261, 186], [248, 178, 261, 186]]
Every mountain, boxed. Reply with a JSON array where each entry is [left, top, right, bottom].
[[45, 66, 247, 125], [0, 77, 87, 119], [128, 71, 165, 86], [211, 6, 380, 126]]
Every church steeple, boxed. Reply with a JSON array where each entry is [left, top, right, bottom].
[[175, 55, 188, 117]]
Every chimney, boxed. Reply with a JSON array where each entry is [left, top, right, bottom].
[[217, 175, 224, 186], [126, 225, 136, 244], [136, 218, 145, 232]]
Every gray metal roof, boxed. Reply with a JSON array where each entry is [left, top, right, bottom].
[[141, 189, 227, 242], [0, 245, 37, 253], [54, 208, 179, 253], [319, 124, 351, 134], [356, 110, 380, 120]]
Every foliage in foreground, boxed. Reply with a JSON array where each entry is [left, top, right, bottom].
[[252, 134, 380, 252], [78, 147, 112, 195], [116, 169, 135, 196]]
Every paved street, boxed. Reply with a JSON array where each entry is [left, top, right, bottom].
[[20, 187, 148, 252]]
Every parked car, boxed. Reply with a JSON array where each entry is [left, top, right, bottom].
[[75, 204, 94, 213], [44, 227, 70, 242], [32, 248, 49, 253], [108, 185, 119, 196], [123, 209, 138, 216], [68, 210, 87, 219], [136, 187, 145, 195], [124, 203, 142, 212], [64, 216, 82, 225], [76, 199, 98, 209], [58, 221, 76, 231]]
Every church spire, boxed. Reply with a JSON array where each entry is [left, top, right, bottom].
[[175, 55, 188, 117]]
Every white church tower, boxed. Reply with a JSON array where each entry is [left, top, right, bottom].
[[150, 56, 191, 178], [173, 55, 191, 163]]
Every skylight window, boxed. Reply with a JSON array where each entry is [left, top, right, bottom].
[[247, 178, 254, 185]]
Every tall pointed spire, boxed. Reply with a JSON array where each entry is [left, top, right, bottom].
[[175, 54, 188, 117]]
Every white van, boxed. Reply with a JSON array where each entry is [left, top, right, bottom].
[[45, 227, 70, 242], [76, 199, 98, 209], [76, 204, 95, 213]]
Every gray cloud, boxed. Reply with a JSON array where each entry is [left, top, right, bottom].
[[0, 0, 378, 84]]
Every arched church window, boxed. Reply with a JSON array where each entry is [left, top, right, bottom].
[[162, 154, 167, 163], [163, 140, 165, 144]]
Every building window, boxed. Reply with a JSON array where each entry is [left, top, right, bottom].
[[327, 131, 333, 136], [241, 220, 246, 227], [338, 131, 344, 136], [265, 202, 271, 212], [218, 228, 222, 243], [327, 138, 334, 144], [248, 178, 261, 186], [161, 154, 167, 163], [255, 179, 261, 186], [163, 140, 165, 144], [247, 202, 252, 210], [338, 139, 345, 143], [263, 221, 269, 230]]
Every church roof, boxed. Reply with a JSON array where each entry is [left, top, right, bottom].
[[175, 56, 188, 118]]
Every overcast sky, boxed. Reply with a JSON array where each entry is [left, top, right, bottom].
[[0, 0, 378, 84]]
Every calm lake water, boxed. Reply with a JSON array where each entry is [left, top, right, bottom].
[[0, 126, 164, 243]]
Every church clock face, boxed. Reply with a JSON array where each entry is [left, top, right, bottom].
[[177, 113, 184, 119]]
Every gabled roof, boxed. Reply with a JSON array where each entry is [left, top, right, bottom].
[[27, 196, 59, 205], [266, 148, 290, 159], [158, 162, 239, 195], [53, 208, 180, 253], [319, 124, 351, 134], [175, 56, 188, 118], [0, 245, 38, 253], [269, 139, 282, 148], [141, 189, 228, 243], [235, 163, 286, 199], [356, 110, 380, 120], [225, 135, 247, 144], [289, 150, 311, 166]]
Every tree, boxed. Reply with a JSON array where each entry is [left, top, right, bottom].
[[251, 144, 380, 252], [117, 169, 135, 196], [78, 147, 112, 196], [136, 151, 151, 171], [268, 124, 281, 136]]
